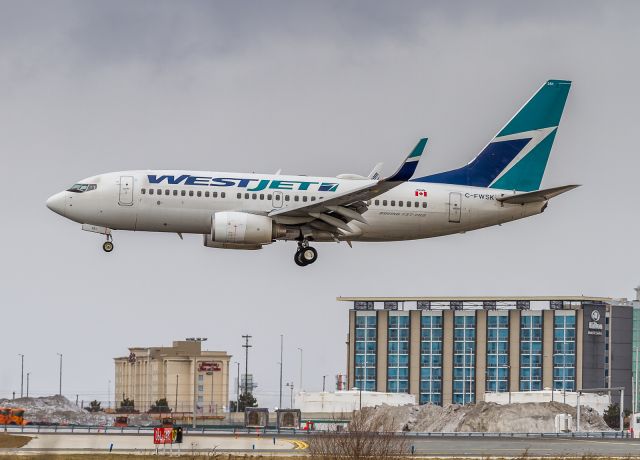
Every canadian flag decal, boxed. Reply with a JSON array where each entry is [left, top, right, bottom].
[[415, 189, 427, 197]]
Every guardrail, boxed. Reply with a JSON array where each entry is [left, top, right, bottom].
[[2, 425, 631, 439]]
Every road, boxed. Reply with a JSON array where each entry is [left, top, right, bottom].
[[404, 436, 640, 457]]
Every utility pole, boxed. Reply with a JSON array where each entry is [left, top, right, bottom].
[[323, 375, 327, 392], [297, 347, 303, 391], [279, 334, 284, 409], [57, 353, 63, 396], [175, 375, 179, 412], [242, 335, 252, 397], [18, 354, 24, 398]]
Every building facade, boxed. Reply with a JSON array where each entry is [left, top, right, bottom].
[[114, 340, 231, 414], [343, 296, 634, 408]]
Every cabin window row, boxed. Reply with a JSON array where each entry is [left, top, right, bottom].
[[141, 188, 227, 199], [370, 199, 427, 208], [140, 188, 321, 202]]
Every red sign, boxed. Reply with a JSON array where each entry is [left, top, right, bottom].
[[198, 361, 221, 372], [153, 427, 173, 444], [415, 189, 427, 197]]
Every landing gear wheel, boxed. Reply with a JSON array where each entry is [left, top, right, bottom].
[[300, 246, 318, 265], [103, 241, 114, 253], [294, 250, 306, 266]]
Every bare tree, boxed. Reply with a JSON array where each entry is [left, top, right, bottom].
[[309, 408, 409, 460]]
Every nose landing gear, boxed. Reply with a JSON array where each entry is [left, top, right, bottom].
[[102, 235, 114, 253], [294, 242, 317, 266]]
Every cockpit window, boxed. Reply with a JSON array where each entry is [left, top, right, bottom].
[[67, 184, 97, 193]]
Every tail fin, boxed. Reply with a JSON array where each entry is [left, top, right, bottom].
[[413, 80, 571, 191]]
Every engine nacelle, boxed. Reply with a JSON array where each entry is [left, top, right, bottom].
[[205, 212, 285, 247]]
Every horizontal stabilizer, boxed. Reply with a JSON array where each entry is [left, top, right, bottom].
[[497, 184, 580, 204]]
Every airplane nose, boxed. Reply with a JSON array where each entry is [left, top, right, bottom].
[[46, 192, 66, 217]]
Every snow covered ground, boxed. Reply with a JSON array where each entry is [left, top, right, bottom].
[[360, 401, 612, 433]]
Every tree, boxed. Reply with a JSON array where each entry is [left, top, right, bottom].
[[603, 403, 631, 429], [85, 400, 102, 413], [116, 397, 139, 414], [309, 409, 408, 460], [238, 392, 258, 412], [148, 398, 172, 413]]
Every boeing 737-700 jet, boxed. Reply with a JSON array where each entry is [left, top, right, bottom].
[[47, 80, 577, 266]]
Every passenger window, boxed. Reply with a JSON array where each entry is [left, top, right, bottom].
[[285, 195, 290, 201], [374, 200, 379, 205], [383, 200, 387, 206], [245, 193, 250, 199], [303, 196, 308, 202], [399, 201, 403, 207], [406, 201, 411, 207], [205, 191, 209, 198], [267, 194, 272, 200], [189, 190, 194, 197], [221, 192, 226, 198], [164, 190, 169, 196], [391, 200, 396, 206], [294, 196, 299, 202], [422, 202, 427, 208], [213, 192, 218, 198], [259, 194, 264, 200], [157, 189, 162, 195], [252, 193, 257, 200], [414, 202, 419, 207], [181, 190, 186, 197], [149, 189, 154, 195], [197, 191, 202, 197], [173, 190, 178, 196], [311, 196, 316, 201], [141, 188, 146, 195], [237, 193, 241, 199]]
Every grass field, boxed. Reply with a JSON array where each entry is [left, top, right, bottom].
[[0, 432, 32, 448]]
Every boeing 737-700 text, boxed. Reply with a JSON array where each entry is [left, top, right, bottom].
[[47, 80, 577, 266]]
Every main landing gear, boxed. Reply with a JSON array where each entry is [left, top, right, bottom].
[[102, 234, 114, 253], [294, 241, 317, 266]]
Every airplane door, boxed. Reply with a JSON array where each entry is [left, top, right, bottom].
[[272, 191, 283, 208], [449, 192, 461, 223], [118, 176, 134, 206]]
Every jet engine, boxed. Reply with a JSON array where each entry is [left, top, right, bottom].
[[203, 212, 286, 249]]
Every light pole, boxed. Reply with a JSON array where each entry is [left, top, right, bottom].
[[323, 375, 327, 392], [234, 361, 240, 412], [57, 353, 63, 396], [18, 354, 24, 398], [286, 382, 294, 408], [297, 347, 303, 392], [26, 372, 30, 398], [279, 335, 284, 409]]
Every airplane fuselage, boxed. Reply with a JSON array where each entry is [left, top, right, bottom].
[[48, 170, 544, 243]]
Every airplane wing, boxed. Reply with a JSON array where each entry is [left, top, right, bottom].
[[268, 138, 427, 227], [496, 184, 580, 205]]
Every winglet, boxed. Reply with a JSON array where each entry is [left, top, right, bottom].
[[368, 162, 384, 180], [386, 138, 427, 182]]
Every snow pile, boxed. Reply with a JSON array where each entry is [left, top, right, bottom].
[[0, 395, 154, 426], [360, 401, 612, 433]]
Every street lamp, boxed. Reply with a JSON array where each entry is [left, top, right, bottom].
[[18, 354, 24, 398], [297, 348, 303, 391], [57, 353, 63, 396], [286, 382, 295, 408]]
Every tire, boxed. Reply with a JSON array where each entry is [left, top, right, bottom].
[[103, 241, 114, 253], [294, 250, 307, 266], [300, 246, 318, 264]]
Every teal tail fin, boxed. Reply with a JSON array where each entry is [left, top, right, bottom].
[[413, 80, 571, 191]]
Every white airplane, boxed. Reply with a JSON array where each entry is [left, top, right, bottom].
[[47, 80, 577, 266]]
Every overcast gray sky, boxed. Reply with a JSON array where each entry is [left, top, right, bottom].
[[1, 1, 639, 408]]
